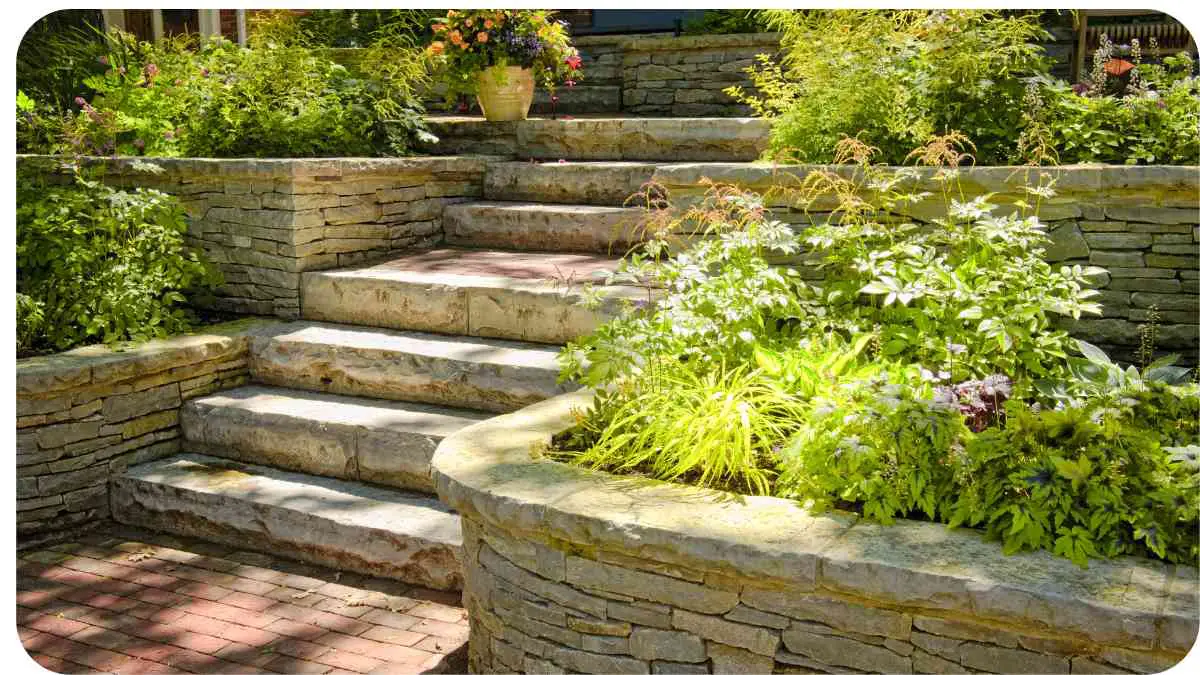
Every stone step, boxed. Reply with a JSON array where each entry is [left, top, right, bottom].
[[181, 385, 489, 493], [483, 161, 661, 206], [111, 453, 463, 590], [418, 116, 769, 161], [244, 321, 572, 413], [302, 248, 644, 344], [444, 201, 650, 253]]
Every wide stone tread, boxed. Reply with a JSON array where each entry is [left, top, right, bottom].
[[111, 453, 464, 590], [444, 201, 649, 253], [181, 385, 488, 493], [302, 247, 643, 344], [418, 116, 770, 161], [245, 320, 572, 413], [483, 161, 661, 206]]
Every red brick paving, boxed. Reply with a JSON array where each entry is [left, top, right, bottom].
[[17, 524, 469, 674]]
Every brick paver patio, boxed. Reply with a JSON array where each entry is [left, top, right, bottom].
[[16, 524, 469, 674]]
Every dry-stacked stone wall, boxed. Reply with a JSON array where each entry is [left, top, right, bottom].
[[432, 391, 1199, 675], [653, 164, 1200, 364], [16, 321, 266, 546], [618, 33, 778, 117], [18, 155, 492, 319]]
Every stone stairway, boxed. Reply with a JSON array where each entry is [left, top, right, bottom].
[[111, 117, 761, 600]]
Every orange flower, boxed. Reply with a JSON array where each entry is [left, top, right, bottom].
[[428, 41, 444, 55], [476, 31, 488, 43]]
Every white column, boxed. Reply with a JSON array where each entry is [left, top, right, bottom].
[[236, 9, 247, 45], [100, 9, 125, 32], [198, 9, 222, 39], [150, 10, 164, 41]]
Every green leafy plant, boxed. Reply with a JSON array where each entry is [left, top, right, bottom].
[[948, 396, 1198, 566], [777, 369, 968, 523], [60, 28, 431, 158], [780, 137, 1104, 384], [558, 361, 807, 495], [559, 183, 803, 387], [426, 10, 582, 98], [730, 10, 1051, 164], [17, 166, 221, 354]]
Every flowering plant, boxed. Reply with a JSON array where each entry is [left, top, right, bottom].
[[427, 10, 582, 96]]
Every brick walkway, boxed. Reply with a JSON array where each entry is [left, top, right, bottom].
[[17, 524, 469, 674]]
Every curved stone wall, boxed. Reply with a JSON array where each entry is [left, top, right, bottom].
[[433, 390, 1198, 674]]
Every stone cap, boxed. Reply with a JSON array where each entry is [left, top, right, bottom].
[[17, 318, 271, 397], [651, 162, 1200, 196], [15, 154, 504, 180], [431, 389, 1199, 653], [617, 32, 782, 52]]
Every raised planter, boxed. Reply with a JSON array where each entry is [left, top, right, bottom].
[[432, 389, 1199, 674], [16, 319, 270, 546], [17, 155, 497, 319]]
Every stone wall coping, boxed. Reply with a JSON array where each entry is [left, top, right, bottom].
[[432, 389, 1199, 653], [16, 154, 504, 180], [17, 318, 273, 397], [617, 31, 782, 52], [651, 162, 1200, 195]]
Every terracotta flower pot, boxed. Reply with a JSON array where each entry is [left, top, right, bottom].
[[476, 65, 535, 122]]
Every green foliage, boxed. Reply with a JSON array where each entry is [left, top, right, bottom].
[[559, 184, 803, 387], [56, 29, 431, 158], [785, 155, 1103, 384], [17, 10, 108, 110], [1020, 53, 1200, 165], [559, 361, 807, 495], [731, 10, 1050, 164], [949, 394, 1199, 566], [683, 10, 769, 35], [777, 370, 968, 523], [16, 167, 221, 353]]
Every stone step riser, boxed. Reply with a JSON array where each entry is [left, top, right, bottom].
[[245, 322, 571, 414], [302, 270, 642, 345], [443, 202, 647, 254], [111, 454, 464, 590], [181, 387, 487, 494], [483, 162, 660, 206]]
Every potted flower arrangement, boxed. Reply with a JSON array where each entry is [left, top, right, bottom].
[[428, 10, 582, 121]]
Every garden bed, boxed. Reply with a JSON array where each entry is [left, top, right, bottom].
[[18, 154, 496, 318], [432, 389, 1198, 674]]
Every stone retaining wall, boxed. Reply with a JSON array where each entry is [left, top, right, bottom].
[[18, 155, 492, 319], [432, 390, 1199, 675], [16, 321, 267, 546], [653, 163, 1200, 364], [532, 33, 780, 116]]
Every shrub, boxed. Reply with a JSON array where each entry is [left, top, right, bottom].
[[776, 369, 968, 523], [1020, 50, 1200, 165], [949, 394, 1199, 566], [17, 166, 221, 354], [731, 10, 1050, 164], [58, 28, 431, 158], [559, 183, 803, 387]]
